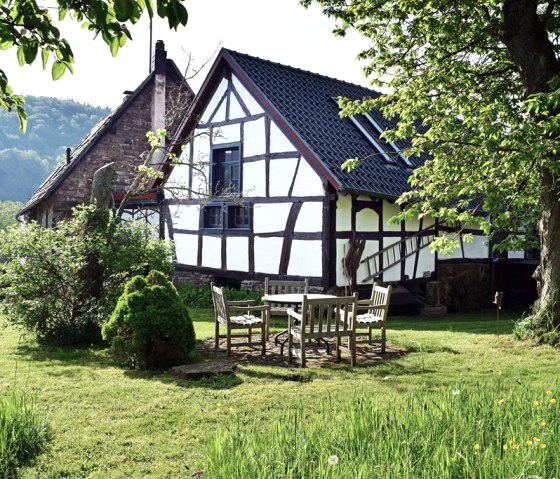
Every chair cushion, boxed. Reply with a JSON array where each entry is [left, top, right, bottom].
[[230, 315, 263, 326], [355, 313, 384, 324]]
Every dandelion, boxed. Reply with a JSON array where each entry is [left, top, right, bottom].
[[496, 399, 505, 405], [512, 444, 520, 450], [473, 444, 480, 451], [451, 389, 461, 396], [228, 407, 234, 414], [328, 455, 339, 466], [550, 398, 557, 405], [503, 444, 508, 451], [540, 443, 547, 449], [533, 437, 540, 443], [532, 400, 540, 407], [526, 440, 534, 446], [540, 420, 546, 427], [546, 389, 553, 396]]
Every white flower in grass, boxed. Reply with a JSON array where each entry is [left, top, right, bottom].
[[328, 455, 339, 466], [451, 389, 461, 396]]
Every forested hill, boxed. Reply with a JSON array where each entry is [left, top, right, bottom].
[[0, 96, 111, 202]]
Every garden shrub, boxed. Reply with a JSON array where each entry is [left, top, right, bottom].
[[102, 271, 196, 369], [0, 391, 49, 478], [0, 205, 173, 345], [178, 283, 262, 309]]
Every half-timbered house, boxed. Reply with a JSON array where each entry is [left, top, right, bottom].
[[162, 48, 535, 309]]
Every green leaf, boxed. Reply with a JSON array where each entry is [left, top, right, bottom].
[[16, 46, 25, 66], [41, 49, 48, 70], [23, 40, 39, 64], [51, 60, 66, 81], [0, 39, 14, 51], [109, 36, 119, 57], [114, 0, 134, 22]]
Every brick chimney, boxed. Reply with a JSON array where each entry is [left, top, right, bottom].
[[153, 40, 167, 75], [151, 40, 167, 168]]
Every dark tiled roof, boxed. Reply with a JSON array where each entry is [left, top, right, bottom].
[[18, 58, 190, 217], [225, 49, 428, 198]]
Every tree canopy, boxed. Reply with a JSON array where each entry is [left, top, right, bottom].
[[0, 0, 188, 130], [304, 0, 560, 342]]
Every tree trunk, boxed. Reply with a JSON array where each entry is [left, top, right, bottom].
[[533, 169, 560, 328], [498, 0, 560, 336]]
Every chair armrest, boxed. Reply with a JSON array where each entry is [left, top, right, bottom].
[[286, 308, 302, 321], [229, 305, 270, 313], [227, 300, 257, 306]]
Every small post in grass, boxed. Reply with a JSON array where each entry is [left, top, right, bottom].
[[493, 291, 503, 338]]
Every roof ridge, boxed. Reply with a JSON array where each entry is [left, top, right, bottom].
[[223, 48, 378, 94]]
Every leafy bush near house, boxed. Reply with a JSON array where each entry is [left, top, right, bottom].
[[178, 283, 262, 309], [0, 390, 49, 478], [102, 271, 196, 369], [0, 205, 173, 345]]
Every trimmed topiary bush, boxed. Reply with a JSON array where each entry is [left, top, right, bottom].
[[102, 271, 196, 369]]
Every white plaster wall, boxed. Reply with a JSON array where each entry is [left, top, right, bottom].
[[356, 240, 379, 285], [405, 248, 435, 280], [270, 120, 295, 153], [200, 79, 228, 122], [243, 117, 266, 157], [215, 124, 241, 143], [227, 237, 249, 271], [191, 132, 210, 196], [213, 99, 227, 123], [254, 237, 283, 273], [232, 76, 264, 115], [269, 157, 299, 197], [383, 263, 402, 283], [165, 144, 194, 199], [229, 91, 246, 119], [174, 233, 198, 265], [335, 239, 348, 286], [288, 240, 322, 276], [291, 157, 324, 197], [294, 202, 323, 232], [253, 203, 291, 233], [463, 235, 489, 259], [202, 236, 222, 269], [170, 204, 199, 231], [336, 194, 352, 232], [383, 200, 401, 232], [243, 160, 266, 197], [356, 207, 378, 232]]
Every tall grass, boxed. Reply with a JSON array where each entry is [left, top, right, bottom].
[[207, 383, 559, 478], [0, 391, 49, 478]]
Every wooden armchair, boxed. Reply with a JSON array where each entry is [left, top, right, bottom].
[[353, 283, 392, 353], [211, 282, 269, 357], [264, 277, 309, 316], [287, 293, 358, 368]]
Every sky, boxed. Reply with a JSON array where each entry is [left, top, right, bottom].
[[0, 0, 371, 109]]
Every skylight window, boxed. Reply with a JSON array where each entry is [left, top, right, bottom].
[[348, 114, 398, 165], [363, 112, 414, 167]]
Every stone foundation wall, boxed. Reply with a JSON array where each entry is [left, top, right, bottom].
[[173, 270, 215, 288], [437, 262, 492, 312]]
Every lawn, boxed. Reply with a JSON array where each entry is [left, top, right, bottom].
[[0, 309, 558, 478]]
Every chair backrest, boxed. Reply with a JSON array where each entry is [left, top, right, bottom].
[[211, 282, 230, 324], [368, 283, 392, 321], [264, 278, 309, 295], [300, 293, 358, 338]]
